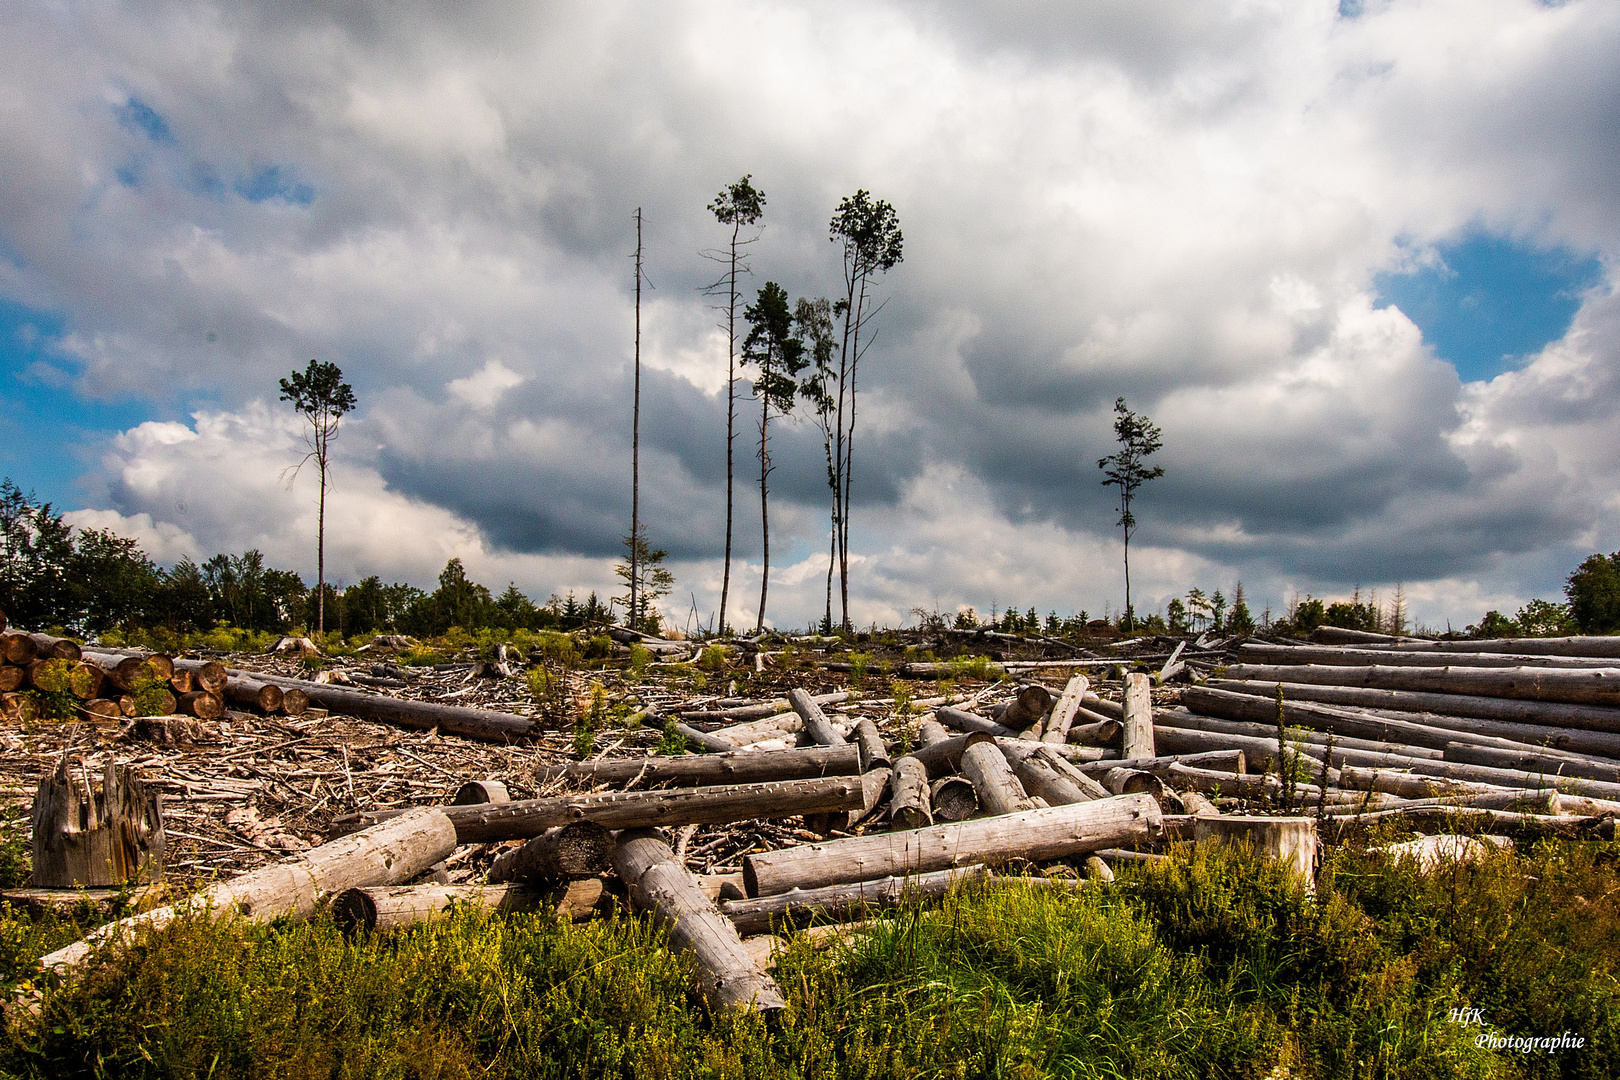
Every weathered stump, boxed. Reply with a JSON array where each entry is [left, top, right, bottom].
[[31, 758, 165, 888]]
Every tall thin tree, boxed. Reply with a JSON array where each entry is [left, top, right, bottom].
[[1097, 397, 1164, 632], [795, 296, 838, 631], [741, 282, 805, 633], [704, 176, 766, 637], [279, 359, 356, 637], [828, 191, 902, 630], [630, 208, 644, 630]]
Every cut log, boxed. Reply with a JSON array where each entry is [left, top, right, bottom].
[[175, 691, 224, 720], [1, 631, 37, 665], [170, 658, 228, 694], [0, 664, 22, 693], [1156, 714, 1443, 769], [789, 688, 848, 746], [168, 669, 195, 694], [221, 676, 284, 714], [334, 882, 552, 933], [886, 755, 933, 829], [331, 776, 866, 843], [852, 718, 891, 771], [909, 730, 995, 778], [722, 865, 986, 936], [1328, 789, 1561, 815], [280, 688, 309, 716], [929, 777, 979, 822], [1179, 790, 1220, 817], [32, 759, 164, 887], [79, 652, 156, 693], [1320, 807, 1613, 840], [936, 706, 1019, 739], [1121, 673, 1155, 760], [77, 698, 122, 720], [452, 780, 510, 805], [38, 808, 456, 980], [1237, 643, 1615, 669], [28, 659, 101, 699], [959, 740, 1036, 815], [542, 744, 860, 787], [487, 821, 616, 883], [1072, 748, 1249, 779], [226, 668, 537, 741], [743, 794, 1162, 897], [1441, 741, 1620, 782], [614, 829, 786, 1012], [1224, 663, 1620, 708], [708, 713, 803, 746], [1043, 674, 1090, 745], [28, 633, 80, 661], [1164, 763, 1297, 800], [1357, 633, 1620, 658], [1066, 718, 1123, 747], [1012, 752, 1095, 806], [1101, 767, 1167, 798], [1001, 683, 1055, 732], [917, 718, 950, 746], [1194, 816, 1316, 883]]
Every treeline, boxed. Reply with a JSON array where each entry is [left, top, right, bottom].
[[0, 480, 608, 638]]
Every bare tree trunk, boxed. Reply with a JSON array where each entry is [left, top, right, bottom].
[[630, 208, 643, 630], [757, 398, 770, 633], [720, 220, 741, 638], [32, 759, 164, 887], [317, 459, 326, 638], [722, 865, 985, 936]]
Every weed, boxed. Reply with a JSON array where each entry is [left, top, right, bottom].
[[583, 634, 615, 662], [628, 644, 652, 680], [656, 718, 689, 756], [949, 653, 1003, 682], [697, 644, 728, 671], [849, 651, 869, 686]]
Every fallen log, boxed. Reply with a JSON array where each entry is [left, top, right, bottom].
[[1000, 741, 1110, 801], [28, 633, 80, 661], [221, 676, 285, 714], [169, 657, 228, 695], [1073, 749, 1249, 779], [743, 794, 1163, 898], [37, 809, 456, 980], [333, 882, 553, 932], [331, 776, 866, 843], [1043, 675, 1090, 745], [886, 756, 933, 829], [1367, 634, 1620, 658], [1338, 765, 1525, 799], [852, 718, 891, 771], [929, 777, 979, 822], [1236, 643, 1616, 669], [1066, 718, 1123, 747], [1, 631, 37, 665], [614, 829, 786, 1013], [1000, 683, 1055, 732], [1223, 663, 1620, 708], [175, 691, 224, 720], [1441, 742, 1620, 783], [453, 780, 510, 804], [959, 740, 1036, 815], [1121, 673, 1155, 759], [789, 688, 847, 747], [0, 665, 22, 693], [230, 668, 538, 741], [909, 730, 995, 778], [1328, 789, 1561, 815], [1320, 807, 1614, 840], [540, 744, 861, 787], [936, 706, 1019, 739], [722, 865, 987, 936], [1157, 712, 1444, 767], [1013, 752, 1097, 806], [487, 822, 616, 883]]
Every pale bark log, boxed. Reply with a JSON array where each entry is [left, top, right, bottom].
[[929, 777, 979, 822], [886, 755, 933, 829], [909, 730, 994, 778], [1072, 749, 1249, 779], [960, 740, 1036, 815], [1179, 790, 1220, 817], [743, 794, 1163, 897], [1043, 674, 1091, 744], [1346, 633, 1620, 658], [543, 745, 860, 787], [1101, 767, 1165, 798], [1001, 683, 1055, 732], [37, 808, 456, 980], [917, 718, 950, 746], [1121, 673, 1155, 760], [1194, 816, 1317, 882], [847, 767, 893, 828], [790, 687, 847, 746], [722, 865, 986, 935], [1319, 807, 1612, 840], [332, 776, 866, 843], [708, 713, 802, 746], [487, 821, 615, 883], [1441, 742, 1620, 783], [1237, 643, 1616, 669], [1338, 765, 1526, 799], [31, 759, 164, 887], [1012, 753, 1095, 806], [936, 706, 1019, 739], [1223, 663, 1620, 708], [453, 780, 510, 805], [1327, 789, 1561, 815], [614, 829, 786, 1013], [1066, 719, 1123, 748], [1156, 713, 1443, 769], [229, 668, 537, 741], [852, 718, 891, 772], [333, 882, 556, 932]]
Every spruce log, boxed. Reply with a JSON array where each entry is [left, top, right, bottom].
[[1236, 643, 1615, 669], [722, 865, 986, 936], [487, 822, 615, 883], [541, 744, 860, 787], [334, 882, 550, 932], [452, 780, 510, 804], [1066, 718, 1123, 747], [850, 767, 893, 827], [222, 676, 284, 714], [789, 688, 847, 746], [170, 658, 228, 694], [1074, 749, 1249, 779], [1320, 807, 1612, 840], [1180, 790, 1220, 817], [1441, 742, 1620, 783], [28, 633, 80, 661], [1194, 816, 1316, 882], [743, 794, 1162, 897], [1121, 673, 1155, 759], [38, 808, 456, 980], [1, 631, 36, 665], [176, 691, 224, 720], [960, 740, 1036, 815], [0, 664, 22, 693], [1338, 765, 1524, 799], [1043, 674, 1090, 744], [1012, 752, 1095, 806], [1001, 683, 1055, 732], [936, 706, 1019, 739], [614, 829, 786, 1012], [887, 756, 933, 829], [1367, 634, 1620, 658], [31, 759, 164, 887], [929, 777, 979, 821], [909, 730, 994, 778], [28, 659, 101, 699], [332, 776, 866, 843], [1205, 679, 1620, 752], [225, 668, 537, 741], [853, 718, 891, 771], [1156, 713, 1444, 768], [1164, 763, 1303, 801], [1223, 663, 1620, 707]]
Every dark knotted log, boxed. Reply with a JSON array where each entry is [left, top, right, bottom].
[[722, 865, 987, 936], [170, 658, 228, 695], [175, 691, 224, 720], [38, 808, 456, 980], [1204, 679, 1620, 754], [32, 759, 164, 887], [960, 740, 1036, 815], [452, 780, 510, 804], [1121, 673, 1155, 760], [542, 745, 860, 787], [331, 776, 866, 843], [789, 688, 848, 746], [887, 755, 933, 829], [614, 829, 786, 1013], [487, 821, 616, 884], [1, 631, 37, 665], [1194, 816, 1317, 882], [1066, 718, 1123, 747], [1224, 663, 1620, 708], [852, 718, 891, 771], [227, 668, 537, 741], [929, 777, 979, 821], [1237, 643, 1615, 669], [28, 633, 80, 661], [1001, 683, 1055, 733], [1043, 674, 1091, 744], [1441, 742, 1620, 783], [743, 794, 1162, 897], [908, 730, 995, 778]]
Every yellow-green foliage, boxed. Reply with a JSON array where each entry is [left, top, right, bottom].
[[697, 644, 728, 671], [128, 667, 172, 718], [583, 634, 615, 661], [628, 644, 651, 680], [949, 653, 1003, 681], [531, 632, 580, 668]]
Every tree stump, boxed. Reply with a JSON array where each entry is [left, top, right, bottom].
[[32, 758, 165, 887], [1193, 815, 1317, 884]]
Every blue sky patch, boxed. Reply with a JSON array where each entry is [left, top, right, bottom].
[[115, 97, 174, 144], [235, 165, 316, 206], [1375, 231, 1604, 382]]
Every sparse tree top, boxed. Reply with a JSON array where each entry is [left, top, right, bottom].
[[710, 174, 766, 227], [830, 190, 903, 276], [1098, 396, 1165, 533], [279, 360, 356, 428]]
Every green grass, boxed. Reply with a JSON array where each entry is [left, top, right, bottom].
[[2, 840, 1616, 1078]]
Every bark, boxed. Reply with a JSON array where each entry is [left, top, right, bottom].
[[1012, 752, 1096, 806], [27, 633, 80, 661], [1193, 816, 1317, 882], [38, 808, 455, 980], [1348, 633, 1620, 658], [614, 829, 787, 1012], [1441, 742, 1620, 783], [542, 744, 860, 787], [1066, 719, 1124, 747], [722, 865, 986, 936], [1320, 807, 1611, 840], [886, 755, 933, 829], [1, 631, 36, 665], [452, 780, 510, 805], [789, 687, 848, 746], [175, 691, 224, 720], [935, 706, 1019, 739], [852, 717, 891, 771], [333, 882, 556, 933], [31, 759, 164, 888], [1043, 674, 1091, 744], [221, 676, 285, 714], [742, 793, 1163, 897], [959, 740, 1037, 815], [929, 777, 979, 822], [1001, 683, 1055, 732], [1237, 642, 1615, 669], [230, 668, 537, 741], [487, 821, 616, 883], [1179, 790, 1220, 817], [1121, 673, 1155, 760], [1156, 713, 1444, 768], [332, 776, 866, 843], [1223, 663, 1620, 708]]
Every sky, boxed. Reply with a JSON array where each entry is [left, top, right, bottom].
[[2, 0, 1618, 634]]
